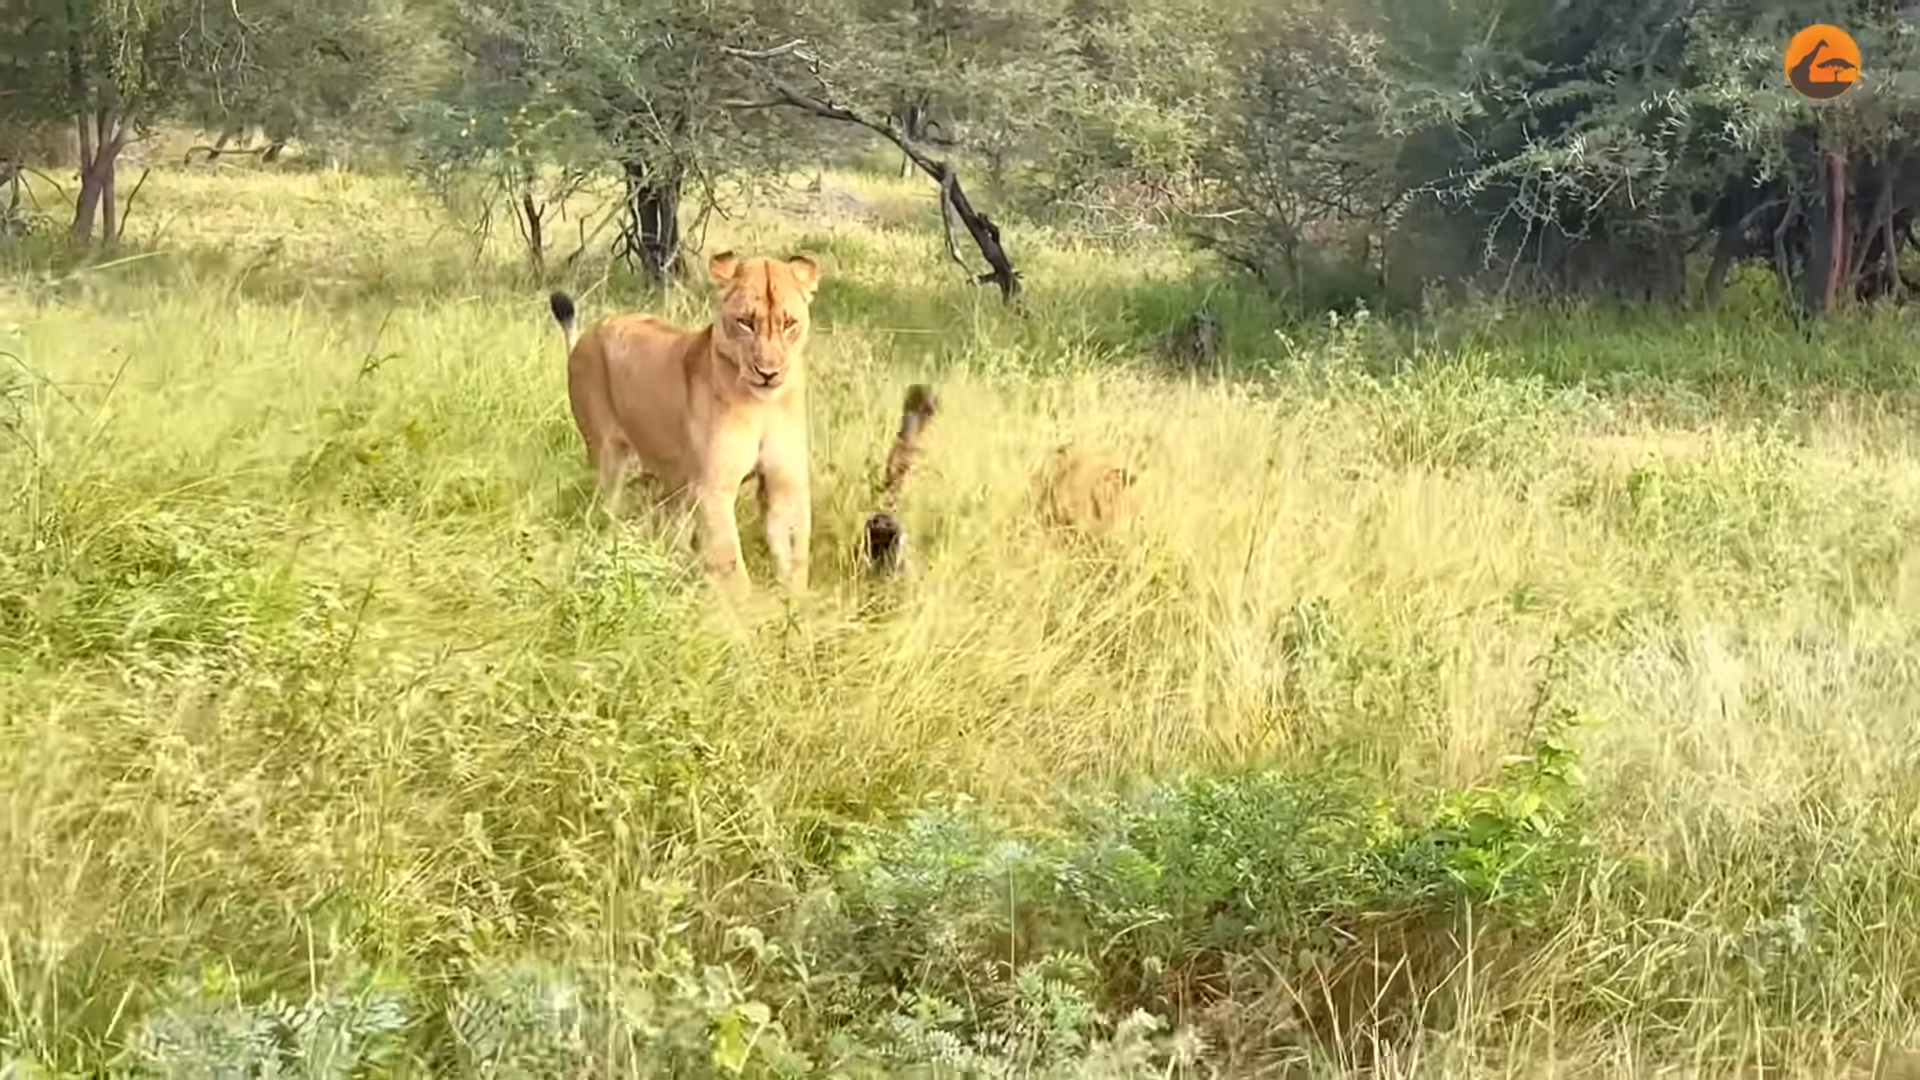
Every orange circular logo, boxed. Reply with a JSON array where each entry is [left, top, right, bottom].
[[1785, 25, 1861, 101]]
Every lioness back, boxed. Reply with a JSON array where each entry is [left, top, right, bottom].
[[562, 307, 714, 490]]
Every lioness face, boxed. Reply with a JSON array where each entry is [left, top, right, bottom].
[[709, 251, 820, 400]]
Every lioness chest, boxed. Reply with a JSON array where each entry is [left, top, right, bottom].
[[599, 328, 792, 494]]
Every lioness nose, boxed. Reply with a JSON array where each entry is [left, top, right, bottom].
[[752, 365, 780, 384]]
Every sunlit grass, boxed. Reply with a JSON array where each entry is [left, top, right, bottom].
[[4, 156, 1920, 1076]]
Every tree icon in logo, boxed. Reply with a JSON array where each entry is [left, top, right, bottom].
[[1786, 24, 1862, 101]]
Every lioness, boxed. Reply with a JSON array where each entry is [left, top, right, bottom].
[[1032, 444, 1138, 536], [548, 250, 822, 592]]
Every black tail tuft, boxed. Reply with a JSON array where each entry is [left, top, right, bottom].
[[548, 291, 576, 326], [865, 511, 904, 573]]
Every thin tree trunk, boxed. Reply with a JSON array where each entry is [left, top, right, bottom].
[[71, 124, 99, 242], [518, 189, 546, 271], [897, 101, 930, 178], [66, 0, 93, 243], [69, 106, 97, 243], [620, 159, 682, 283], [1804, 149, 1849, 313], [71, 109, 126, 246], [99, 137, 118, 246], [1886, 210, 1905, 301]]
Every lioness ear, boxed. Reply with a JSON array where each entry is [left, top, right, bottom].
[[785, 254, 820, 300], [709, 251, 739, 286]]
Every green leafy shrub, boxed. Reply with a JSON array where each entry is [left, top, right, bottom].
[[792, 712, 1597, 1066]]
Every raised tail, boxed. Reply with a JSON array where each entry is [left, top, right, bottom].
[[548, 291, 580, 354], [879, 383, 938, 512], [865, 383, 939, 574]]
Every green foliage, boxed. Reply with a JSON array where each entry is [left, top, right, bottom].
[[0, 0, 435, 151], [404, 79, 603, 265], [0, 0, 191, 128], [794, 712, 1597, 1066], [132, 961, 410, 1079], [834, 0, 1085, 167]]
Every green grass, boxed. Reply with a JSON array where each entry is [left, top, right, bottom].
[[6, 153, 1920, 1077]]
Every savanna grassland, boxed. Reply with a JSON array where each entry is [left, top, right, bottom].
[[7, 146, 1920, 1078]]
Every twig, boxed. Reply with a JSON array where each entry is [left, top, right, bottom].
[[116, 166, 150, 243], [723, 39, 817, 62], [18, 165, 66, 204], [183, 144, 270, 165]]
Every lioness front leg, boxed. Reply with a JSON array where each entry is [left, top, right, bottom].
[[756, 437, 811, 592], [691, 481, 752, 593]]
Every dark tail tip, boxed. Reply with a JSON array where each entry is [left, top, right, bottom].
[[548, 291, 576, 326], [902, 383, 938, 417], [865, 510, 903, 571]]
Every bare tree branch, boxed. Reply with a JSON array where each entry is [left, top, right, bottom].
[[724, 39, 817, 62], [720, 41, 1022, 301], [937, 169, 969, 272]]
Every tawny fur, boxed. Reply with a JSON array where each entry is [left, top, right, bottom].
[[865, 384, 939, 574], [1032, 444, 1138, 536], [548, 250, 822, 593]]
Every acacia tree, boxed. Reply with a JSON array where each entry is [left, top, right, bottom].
[[1177, 0, 1920, 315], [1024, 0, 1242, 227], [406, 63, 604, 270], [721, 38, 1028, 298], [0, 0, 435, 244], [178, 0, 447, 169], [426, 0, 813, 282], [1182, 3, 1399, 297], [838, 0, 1084, 183], [0, 0, 198, 244]]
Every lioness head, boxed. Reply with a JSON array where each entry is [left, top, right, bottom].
[[709, 250, 821, 400]]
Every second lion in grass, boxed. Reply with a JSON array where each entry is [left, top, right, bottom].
[[1032, 444, 1138, 537], [548, 250, 822, 593]]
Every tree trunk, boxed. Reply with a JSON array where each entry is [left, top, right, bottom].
[[1803, 149, 1850, 314], [518, 189, 546, 272], [72, 164, 100, 243], [620, 159, 682, 283], [897, 101, 930, 178], [99, 144, 117, 244], [70, 107, 126, 246]]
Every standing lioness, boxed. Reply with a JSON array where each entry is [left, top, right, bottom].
[[548, 250, 822, 593]]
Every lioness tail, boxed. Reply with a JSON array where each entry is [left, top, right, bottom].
[[880, 383, 938, 512], [548, 291, 580, 353], [865, 383, 939, 575]]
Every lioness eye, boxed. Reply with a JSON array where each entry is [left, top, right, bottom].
[[781, 315, 797, 333], [736, 313, 755, 331]]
